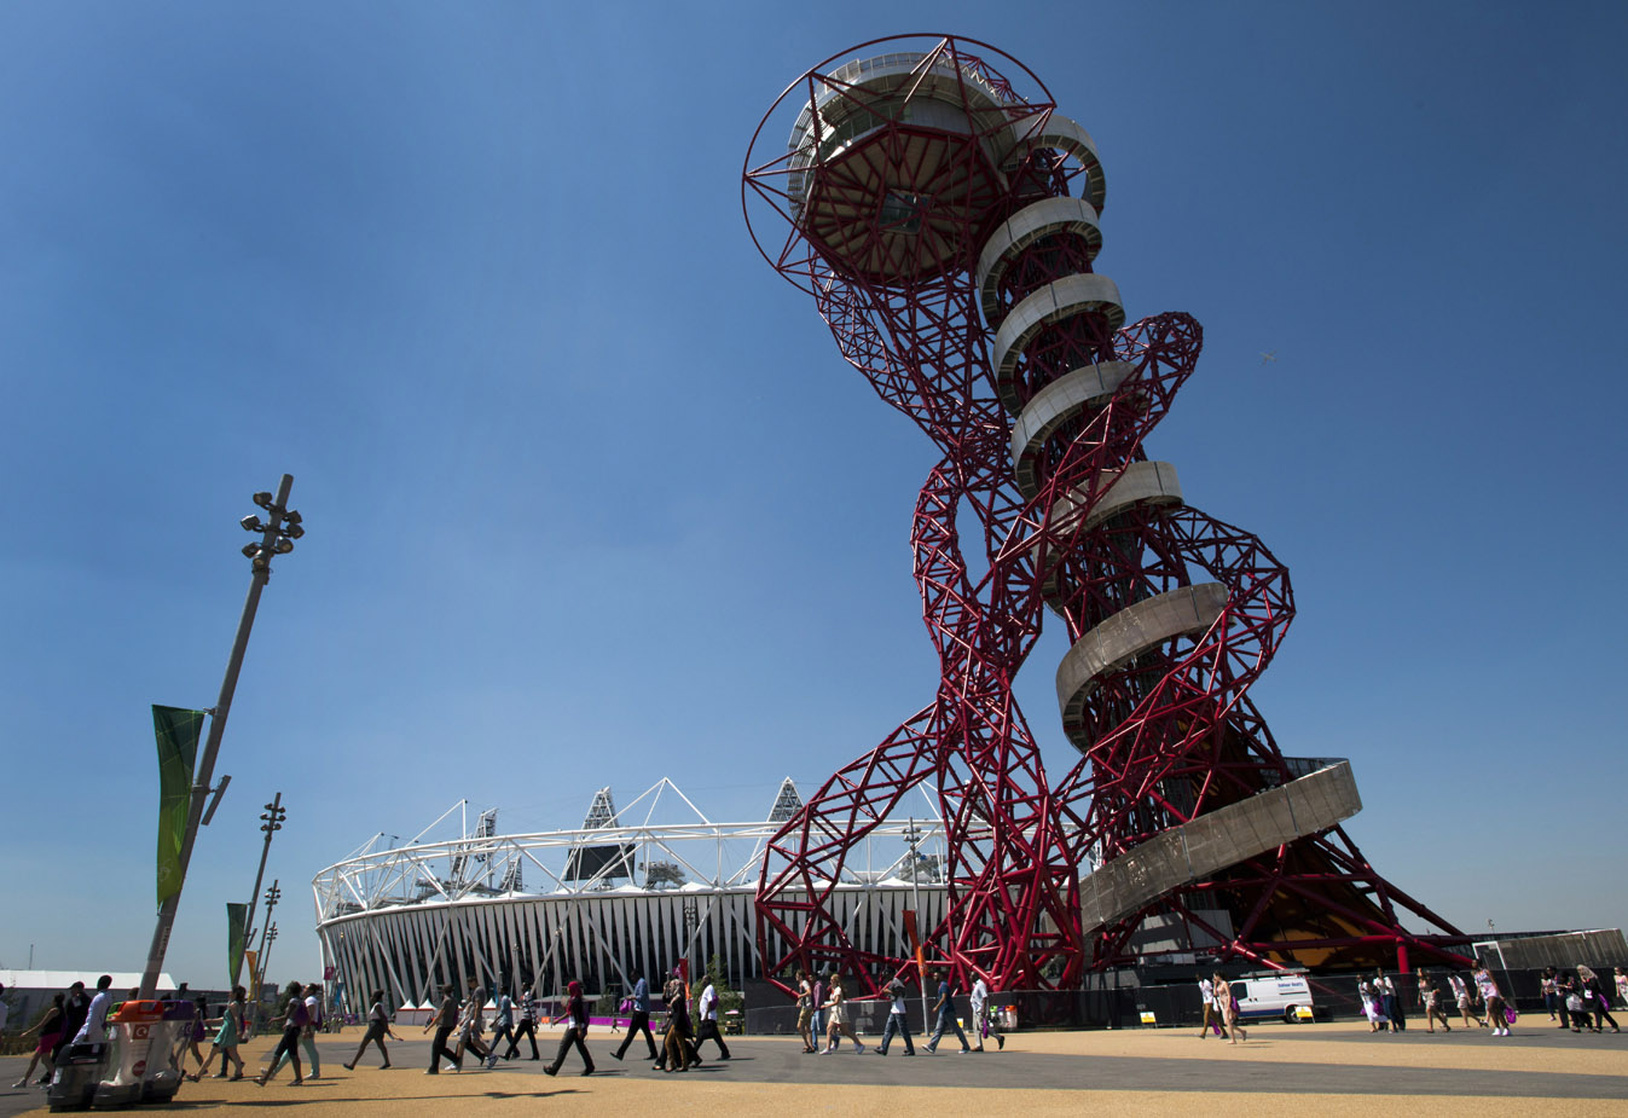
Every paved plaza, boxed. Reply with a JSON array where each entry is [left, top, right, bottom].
[[3, 1021, 1624, 1116]]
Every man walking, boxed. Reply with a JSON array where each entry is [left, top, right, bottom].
[[970, 975, 1005, 1051], [487, 989, 516, 1063], [612, 972, 659, 1062], [506, 989, 541, 1060], [694, 977, 731, 1060], [72, 976, 115, 1044], [875, 976, 915, 1056], [423, 985, 461, 1073], [924, 970, 971, 1054]]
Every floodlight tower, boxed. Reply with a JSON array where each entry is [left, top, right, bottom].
[[743, 35, 1466, 992]]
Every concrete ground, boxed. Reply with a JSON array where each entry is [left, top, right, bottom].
[[2, 1019, 1624, 1116]]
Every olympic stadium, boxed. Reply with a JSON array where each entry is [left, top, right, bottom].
[[313, 779, 950, 1005]]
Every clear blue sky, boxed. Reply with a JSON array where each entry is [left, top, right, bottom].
[[2, 1, 1624, 988]]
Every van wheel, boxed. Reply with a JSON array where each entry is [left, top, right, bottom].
[[1283, 1006, 1299, 1024]]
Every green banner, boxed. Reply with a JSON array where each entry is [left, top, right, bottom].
[[227, 902, 248, 987], [153, 705, 206, 906]]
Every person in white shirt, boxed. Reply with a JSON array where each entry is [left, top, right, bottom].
[[1198, 975, 1219, 1038], [874, 977, 914, 1055], [970, 976, 1005, 1051], [693, 979, 731, 1059], [72, 976, 115, 1044]]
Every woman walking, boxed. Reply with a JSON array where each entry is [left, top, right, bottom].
[[1417, 970, 1451, 1033], [542, 980, 595, 1077], [1577, 966, 1620, 1033], [1473, 963, 1512, 1036], [1358, 977, 1389, 1032], [1215, 973, 1246, 1044], [454, 987, 493, 1068], [197, 987, 248, 1080], [1448, 972, 1482, 1028], [344, 990, 399, 1070], [255, 982, 310, 1086], [822, 974, 865, 1054], [12, 993, 66, 1088]]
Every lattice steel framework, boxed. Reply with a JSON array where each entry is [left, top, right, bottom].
[[742, 35, 1466, 995]]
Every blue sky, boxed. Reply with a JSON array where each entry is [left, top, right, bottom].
[[2, 1, 1623, 987]]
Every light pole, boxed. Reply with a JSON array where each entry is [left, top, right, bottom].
[[256, 922, 279, 999], [235, 794, 286, 988], [138, 476, 304, 999]]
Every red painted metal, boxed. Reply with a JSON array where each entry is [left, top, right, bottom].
[[743, 35, 1466, 994]]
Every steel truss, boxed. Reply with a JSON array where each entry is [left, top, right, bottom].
[[743, 35, 1466, 994]]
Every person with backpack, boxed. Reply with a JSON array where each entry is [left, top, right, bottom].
[[268, 983, 324, 1079]]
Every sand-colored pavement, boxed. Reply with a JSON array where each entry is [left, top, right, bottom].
[[4, 1021, 1624, 1116]]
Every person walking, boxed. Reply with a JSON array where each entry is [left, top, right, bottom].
[[1541, 967, 1560, 1021], [1216, 972, 1247, 1044], [923, 970, 969, 1055], [660, 973, 699, 1072], [818, 973, 865, 1054], [873, 976, 915, 1055], [809, 972, 827, 1046], [1416, 970, 1451, 1033], [543, 980, 595, 1077], [71, 975, 115, 1044], [794, 970, 816, 1054], [269, 983, 324, 1080], [343, 990, 399, 1070], [507, 989, 541, 1060], [694, 977, 732, 1060], [1448, 972, 1483, 1028], [612, 972, 659, 1062], [1474, 963, 1512, 1036], [254, 982, 310, 1086], [1197, 973, 1221, 1039], [198, 987, 249, 1079], [51, 982, 90, 1067], [1376, 970, 1404, 1033], [1578, 966, 1620, 1033], [424, 985, 462, 1074], [1358, 977, 1388, 1032], [453, 986, 493, 1068], [486, 989, 516, 1064], [970, 975, 1005, 1051], [12, 993, 65, 1088]]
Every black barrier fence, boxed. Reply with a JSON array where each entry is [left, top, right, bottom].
[[740, 968, 1621, 1033]]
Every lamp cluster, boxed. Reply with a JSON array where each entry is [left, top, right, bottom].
[[238, 491, 305, 569]]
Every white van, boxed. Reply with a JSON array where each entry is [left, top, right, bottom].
[[1229, 972, 1315, 1023]]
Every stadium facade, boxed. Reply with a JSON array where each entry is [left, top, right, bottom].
[[313, 780, 948, 1003]]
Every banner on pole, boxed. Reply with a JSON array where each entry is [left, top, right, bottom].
[[153, 705, 206, 905], [227, 903, 247, 987], [245, 949, 260, 999]]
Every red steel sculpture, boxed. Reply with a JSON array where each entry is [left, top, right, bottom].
[[743, 36, 1466, 994]]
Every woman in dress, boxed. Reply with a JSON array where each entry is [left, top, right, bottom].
[[1416, 969, 1451, 1033], [1215, 973, 1246, 1044], [1448, 972, 1482, 1028], [12, 992, 66, 1088], [1358, 978, 1388, 1032], [1473, 963, 1511, 1036], [344, 989, 400, 1070], [255, 981, 310, 1086], [197, 986, 248, 1080], [821, 974, 865, 1054]]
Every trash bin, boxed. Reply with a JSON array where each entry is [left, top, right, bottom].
[[46, 1041, 108, 1111], [999, 1006, 1018, 1030], [90, 999, 193, 1108]]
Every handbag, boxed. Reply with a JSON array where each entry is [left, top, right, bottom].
[[1504, 1006, 1518, 1025]]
